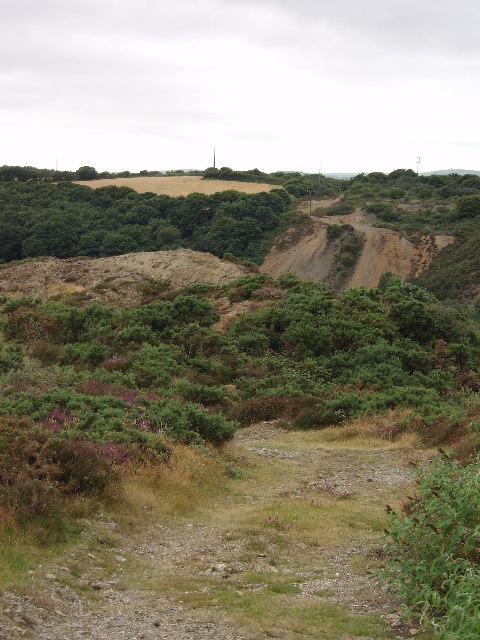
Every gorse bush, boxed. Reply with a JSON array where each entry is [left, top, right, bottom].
[[326, 223, 354, 242], [385, 453, 480, 639], [324, 200, 355, 216], [1, 275, 480, 529]]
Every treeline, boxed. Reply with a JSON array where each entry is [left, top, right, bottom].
[[204, 166, 343, 198], [345, 168, 480, 200], [4, 163, 480, 199], [204, 166, 480, 200], [0, 181, 290, 264], [0, 164, 202, 183]]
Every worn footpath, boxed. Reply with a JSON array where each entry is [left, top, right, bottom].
[[0, 423, 430, 639]]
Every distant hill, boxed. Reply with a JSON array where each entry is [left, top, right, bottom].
[[324, 173, 358, 179], [421, 169, 480, 176], [324, 170, 480, 179]]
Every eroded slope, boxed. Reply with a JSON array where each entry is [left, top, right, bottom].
[[262, 204, 454, 289]]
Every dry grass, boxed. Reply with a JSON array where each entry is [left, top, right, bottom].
[[75, 176, 275, 197], [300, 411, 421, 450], [117, 444, 232, 520], [47, 282, 86, 299]]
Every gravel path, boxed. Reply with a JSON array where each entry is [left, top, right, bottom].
[[0, 423, 427, 639]]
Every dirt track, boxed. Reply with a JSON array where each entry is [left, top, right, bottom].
[[0, 422, 427, 639], [75, 176, 275, 196]]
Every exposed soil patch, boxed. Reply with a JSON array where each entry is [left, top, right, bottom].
[[0, 250, 247, 306], [434, 235, 455, 252], [262, 208, 454, 290]]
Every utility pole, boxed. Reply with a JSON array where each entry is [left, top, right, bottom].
[[416, 156, 421, 175], [308, 188, 313, 214]]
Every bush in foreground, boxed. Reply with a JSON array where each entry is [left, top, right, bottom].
[[384, 453, 480, 639], [0, 415, 126, 521]]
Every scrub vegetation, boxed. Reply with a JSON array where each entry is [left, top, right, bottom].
[[1, 275, 479, 526], [2, 165, 480, 637], [385, 452, 480, 639]]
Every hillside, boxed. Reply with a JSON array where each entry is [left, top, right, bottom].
[[2, 240, 480, 638], [261, 200, 454, 289], [75, 175, 275, 196], [261, 169, 480, 303], [422, 169, 480, 176]]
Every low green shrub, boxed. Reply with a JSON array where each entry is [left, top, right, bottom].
[[326, 223, 354, 242], [138, 277, 171, 299], [324, 200, 355, 216], [233, 396, 288, 425], [147, 399, 237, 444], [0, 344, 22, 373], [366, 201, 399, 221], [221, 275, 270, 302]]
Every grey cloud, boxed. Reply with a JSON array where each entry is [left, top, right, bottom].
[[2, 0, 241, 45], [1, 0, 479, 172], [227, 0, 480, 55]]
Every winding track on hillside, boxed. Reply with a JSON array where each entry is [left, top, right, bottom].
[[261, 200, 454, 289]]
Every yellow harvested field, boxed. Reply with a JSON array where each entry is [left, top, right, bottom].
[[75, 175, 275, 196]]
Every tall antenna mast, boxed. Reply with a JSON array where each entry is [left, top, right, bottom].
[[213, 147, 216, 169], [416, 156, 421, 175]]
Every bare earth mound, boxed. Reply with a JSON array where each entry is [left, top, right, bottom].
[[0, 250, 247, 306], [75, 176, 274, 196]]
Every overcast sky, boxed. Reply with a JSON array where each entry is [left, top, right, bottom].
[[1, 0, 479, 174]]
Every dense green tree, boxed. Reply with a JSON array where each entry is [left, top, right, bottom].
[[76, 166, 98, 180], [0, 181, 290, 265], [456, 194, 480, 218]]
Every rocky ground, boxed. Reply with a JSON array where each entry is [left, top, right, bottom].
[[0, 423, 431, 639]]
